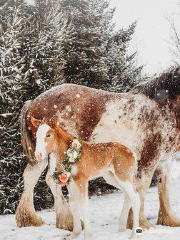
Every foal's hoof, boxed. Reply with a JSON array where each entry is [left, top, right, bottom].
[[65, 232, 81, 240], [129, 233, 137, 239], [83, 237, 94, 240], [118, 226, 126, 232]]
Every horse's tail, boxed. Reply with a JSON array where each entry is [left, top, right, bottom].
[[20, 100, 35, 163]]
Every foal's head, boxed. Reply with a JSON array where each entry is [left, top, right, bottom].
[[31, 114, 67, 161]]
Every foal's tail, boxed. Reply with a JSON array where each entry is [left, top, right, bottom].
[[20, 100, 35, 164]]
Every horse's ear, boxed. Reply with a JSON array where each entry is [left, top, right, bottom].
[[31, 117, 42, 128]]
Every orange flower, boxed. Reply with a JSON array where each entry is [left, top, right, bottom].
[[59, 173, 68, 183], [72, 139, 81, 149]]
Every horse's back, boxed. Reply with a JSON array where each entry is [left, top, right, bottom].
[[28, 84, 113, 119], [26, 84, 124, 141]]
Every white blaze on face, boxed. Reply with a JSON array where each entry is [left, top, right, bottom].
[[35, 124, 51, 160]]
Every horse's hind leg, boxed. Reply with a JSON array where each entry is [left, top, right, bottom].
[[46, 169, 73, 231], [156, 162, 180, 226], [16, 160, 47, 227]]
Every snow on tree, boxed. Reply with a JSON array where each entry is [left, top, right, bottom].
[[0, 3, 29, 213], [107, 23, 143, 92]]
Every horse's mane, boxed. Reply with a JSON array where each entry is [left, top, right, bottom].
[[131, 66, 180, 102]]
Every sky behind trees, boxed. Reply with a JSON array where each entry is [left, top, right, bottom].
[[110, 0, 180, 75]]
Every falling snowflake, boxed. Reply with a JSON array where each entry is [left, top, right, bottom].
[[36, 79, 41, 85], [66, 105, 71, 112]]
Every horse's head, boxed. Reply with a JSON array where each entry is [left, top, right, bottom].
[[31, 116, 59, 161]]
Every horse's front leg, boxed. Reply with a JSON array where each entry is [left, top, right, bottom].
[[46, 170, 73, 231], [156, 161, 180, 226], [16, 160, 47, 227], [46, 153, 73, 231]]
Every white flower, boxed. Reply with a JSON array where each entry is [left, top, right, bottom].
[[69, 156, 75, 163], [67, 149, 73, 158], [73, 151, 78, 158]]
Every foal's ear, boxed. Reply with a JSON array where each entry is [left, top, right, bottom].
[[56, 111, 61, 126], [31, 117, 42, 128]]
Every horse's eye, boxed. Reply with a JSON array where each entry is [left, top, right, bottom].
[[47, 134, 52, 138]]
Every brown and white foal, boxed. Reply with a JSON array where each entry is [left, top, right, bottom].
[[32, 116, 140, 239]]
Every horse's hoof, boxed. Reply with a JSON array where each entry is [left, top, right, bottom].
[[56, 221, 73, 231], [56, 216, 83, 231], [16, 208, 45, 227], [56, 215, 74, 231], [139, 218, 153, 230], [127, 208, 153, 230], [127, 217, 153, 230], [157, 212, 180, 227]]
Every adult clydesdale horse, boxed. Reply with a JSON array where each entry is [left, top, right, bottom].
[[16, 67, 180, 230]]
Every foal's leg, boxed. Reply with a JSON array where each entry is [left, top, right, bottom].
[[103, 171, 131, 232], [156, 162, 180, 226], [46, 163, 73, 231], [67, 179, 93, 240], [16, 160, 47, 227], [119, 193, 131, 232], [78, 182, 93, 240], [67, 180, 83, 240], [127, 175, 154, 230], [120, 181, 140, 239]]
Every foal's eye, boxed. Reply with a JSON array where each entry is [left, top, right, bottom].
[[47, 134, 52, 138]]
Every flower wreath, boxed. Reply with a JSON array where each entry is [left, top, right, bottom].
[[53, 139, 82, 186]]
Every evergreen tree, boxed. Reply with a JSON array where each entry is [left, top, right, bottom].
[[0, 0, 74, 213], [60, 0, 142, 91], [0, 4, 29, 213], [60, 0, 109, 88], [106, 24, 143, 92]]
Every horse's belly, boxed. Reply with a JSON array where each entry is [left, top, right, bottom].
[[90, 116, 139, 156]]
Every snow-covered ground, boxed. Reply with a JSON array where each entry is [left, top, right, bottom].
[[0, 171, 180, 240]]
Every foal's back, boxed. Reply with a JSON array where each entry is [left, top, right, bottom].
[[76, 142, 136, 182]]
